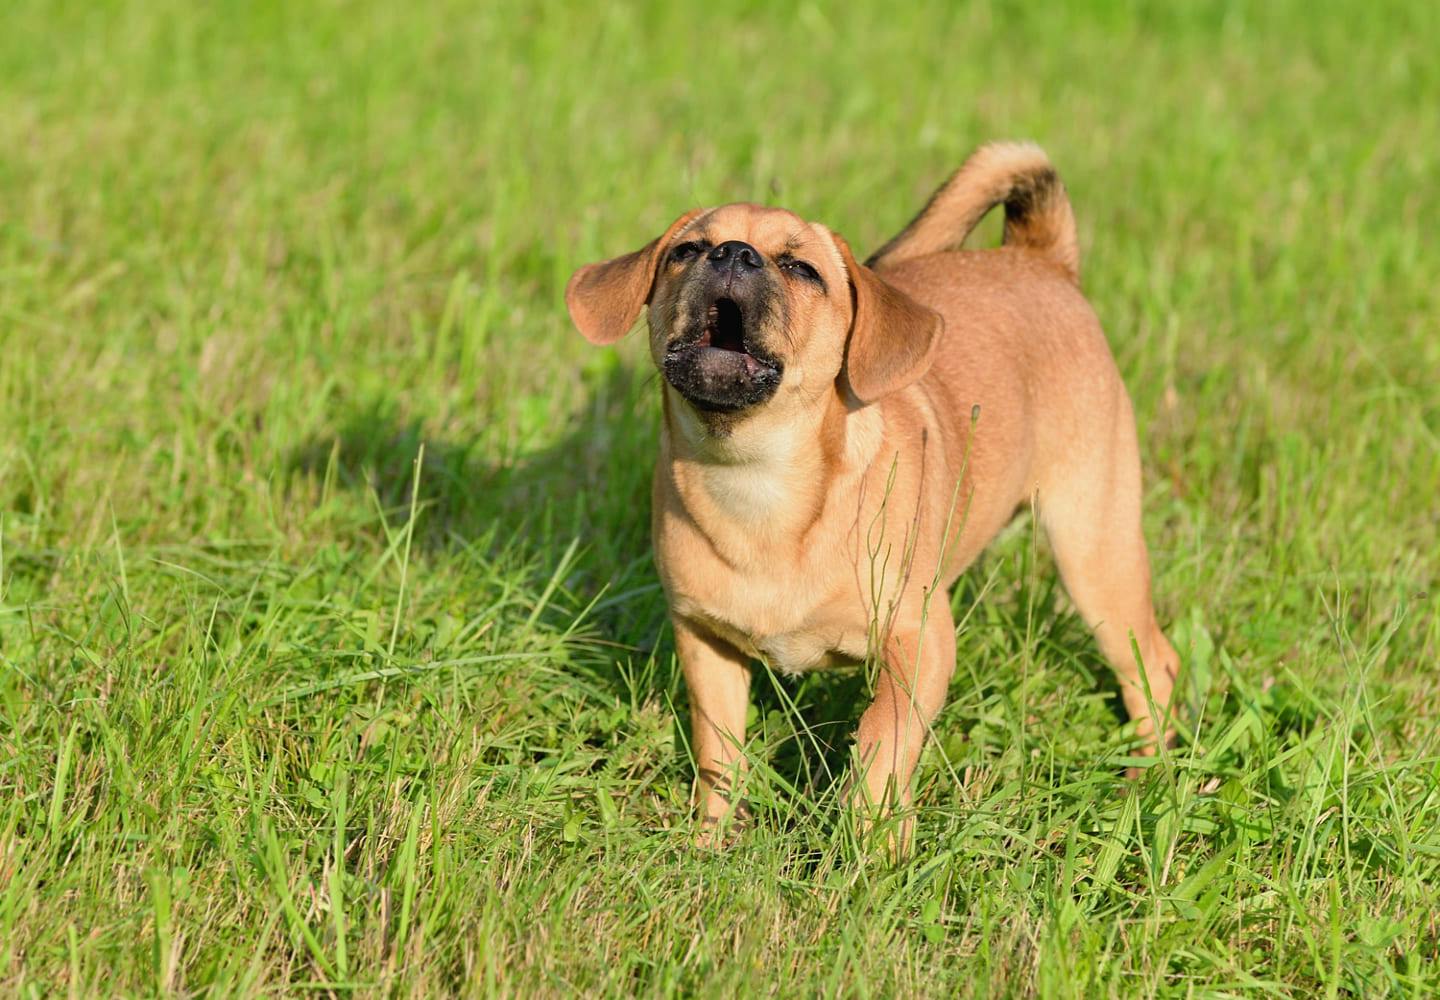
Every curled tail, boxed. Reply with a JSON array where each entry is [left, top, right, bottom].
[[866, 141, 1080, 282]]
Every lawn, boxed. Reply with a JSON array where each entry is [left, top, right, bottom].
[[2, 0, 1438, 995]]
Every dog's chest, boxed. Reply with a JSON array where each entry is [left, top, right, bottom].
[[656, 433, 878, 674], [666, 558, 865, 675]]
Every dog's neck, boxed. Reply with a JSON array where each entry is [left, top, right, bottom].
[[660, 385, 880, 548]]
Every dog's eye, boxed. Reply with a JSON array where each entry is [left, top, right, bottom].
[[781, 258, 822, 283], [669, 242, 704, 263]]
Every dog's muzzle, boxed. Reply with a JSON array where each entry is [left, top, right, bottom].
[[662, 291, 783, 413]]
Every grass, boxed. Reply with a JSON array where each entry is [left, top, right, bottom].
[[2, 0, 1438, 994]]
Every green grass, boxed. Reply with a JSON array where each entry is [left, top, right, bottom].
[[2, 0, 1438, 995]]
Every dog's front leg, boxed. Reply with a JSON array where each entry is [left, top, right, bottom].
[[673, 616, 752, 845], [852, 599, 957, 849]]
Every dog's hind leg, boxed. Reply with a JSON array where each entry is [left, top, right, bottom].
[[1037, 393, 1179, 766]]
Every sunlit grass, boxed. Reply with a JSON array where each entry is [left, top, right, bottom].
[[1, 0, 1437, 994]]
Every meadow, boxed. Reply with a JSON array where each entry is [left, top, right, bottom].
[[2, 0, 1438, 995]]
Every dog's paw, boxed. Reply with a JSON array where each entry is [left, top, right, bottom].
[[692, 801, 750, 850]]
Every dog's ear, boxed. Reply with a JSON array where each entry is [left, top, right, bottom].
[[565, 209, 704, 345], [832, 232, 942, 404]]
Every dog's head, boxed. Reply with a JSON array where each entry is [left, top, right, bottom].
[[566, 204, 941, 423]]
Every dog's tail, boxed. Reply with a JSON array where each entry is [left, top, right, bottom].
[[866, 141, 1080, 282]]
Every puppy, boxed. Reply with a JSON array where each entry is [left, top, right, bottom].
[[565, 142, 1179, 845]]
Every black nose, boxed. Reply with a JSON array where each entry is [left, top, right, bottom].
[[708, 240, 764, 271]]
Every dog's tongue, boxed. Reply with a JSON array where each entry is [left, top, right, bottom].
[[695, 345, 762, 381]]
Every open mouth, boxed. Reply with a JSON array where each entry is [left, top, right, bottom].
[[696, 298, 747, 353], [662, 295, 783, 413]]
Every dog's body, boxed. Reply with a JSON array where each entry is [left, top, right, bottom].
[[567, 143, 1178, 843]]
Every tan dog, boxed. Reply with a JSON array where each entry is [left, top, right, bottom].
[[566, 142, 1179, 844]]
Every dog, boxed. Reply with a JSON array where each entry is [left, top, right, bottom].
[[565, 142, 1179, 846]]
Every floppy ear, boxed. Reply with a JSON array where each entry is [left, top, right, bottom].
[[832, 232, 943, 404], [565, 209, 704, 345]]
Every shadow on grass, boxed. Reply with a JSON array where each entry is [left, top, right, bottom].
[[286, 363, 657, 561], [285, 359, 674, 672]]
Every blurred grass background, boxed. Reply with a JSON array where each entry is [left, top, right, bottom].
[[2, 0, 1438, 995]]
